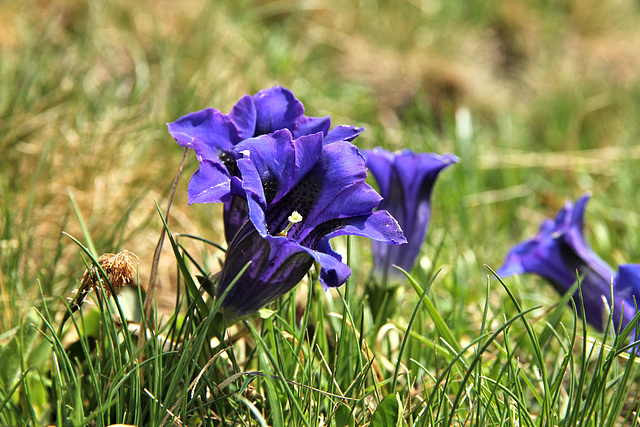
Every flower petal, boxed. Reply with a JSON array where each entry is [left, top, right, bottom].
[[298, 189, 406, 250], [564, 194, 614, 282], [235, 154, 268, 236], [236, 131, 325, 237], [363, 148, 395, 196], [299, 142, 371, 226], [217, 226, 314, 319], [223, 195, 251, 244], [168, 108, 239, 160], [253, 86, 304, 135], [187, 160, 232, 205], [293, 115, 331, 139], [383, 151, 457, 238], [228, 94, 257, 140], [235, 130, 297, 203], [496, 218, 580, 291], [301, 239, 352, 289], [324, 125, 365, 144], [615, 264, 640, 300], [292, 133, 325, 183], [322, 211, 406, 246]]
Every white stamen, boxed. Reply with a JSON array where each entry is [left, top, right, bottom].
[[278, 211, 303, 237], [289, 211, 303, 224]]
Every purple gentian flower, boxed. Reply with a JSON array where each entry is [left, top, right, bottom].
[[497, 194, 640, 336], [168, 86, 363, 243], [362, 148, 458, 284], [171, 114, 405, 318], [214, 130, 405, 318]]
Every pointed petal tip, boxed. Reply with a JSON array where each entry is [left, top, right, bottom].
[[319, 263, 352, 290], [443, 153, 460, 164]]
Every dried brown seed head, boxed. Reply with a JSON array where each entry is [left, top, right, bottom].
[[74, 250, 139, 310]]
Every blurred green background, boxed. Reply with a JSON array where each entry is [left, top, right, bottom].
[[2, 0, 640, 329]]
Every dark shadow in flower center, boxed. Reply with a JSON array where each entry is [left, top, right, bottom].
[[262, 175, 278, 205], [300, 218, 344, 248], [266, 175, 321, 238], [219, 150, 239, 177]]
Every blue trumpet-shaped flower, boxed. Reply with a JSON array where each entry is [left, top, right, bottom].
[[168, 86, 363, 243], [173, 122, 406, 318], [362, 148, 458, 284], [497, 194, 640, 335]]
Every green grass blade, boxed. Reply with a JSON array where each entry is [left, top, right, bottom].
[[401, 266, 464, 357], [67, 188, 98, 258]]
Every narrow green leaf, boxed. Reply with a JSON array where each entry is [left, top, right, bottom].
[[400, 266, 463, 356], [391, 269, 434, 391], [67, 189, 97, 257], [538, 280, 579, 349], [154, 202, 209, 316]]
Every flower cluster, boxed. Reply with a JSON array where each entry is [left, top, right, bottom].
[[169, 86, 407, 319], [498, 194, 640, 339], [169, 86, 639, 347]]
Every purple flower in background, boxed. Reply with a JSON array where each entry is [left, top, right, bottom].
[[611, 265, 640, 341], [168, 86, 363, 243], [362, 148, 458, 284], [497, 194, 640, 336]]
